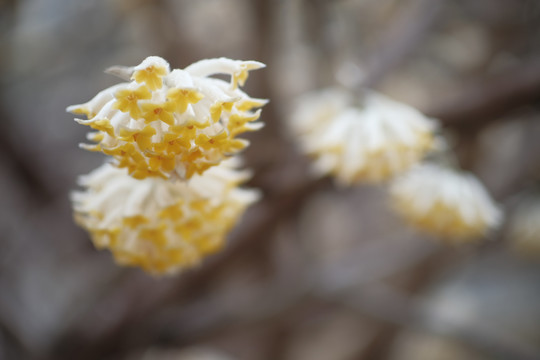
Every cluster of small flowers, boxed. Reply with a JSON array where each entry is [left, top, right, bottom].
[[289, 87, 502, 242], [69, 57, 265, 275], [389, 163, 502, 243]]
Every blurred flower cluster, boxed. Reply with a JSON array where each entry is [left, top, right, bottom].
[[68, 56, 265, 274], [290, 87, 502, 242]]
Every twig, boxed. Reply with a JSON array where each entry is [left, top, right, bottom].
[[322, 285, 540, 360], [361, 0, 444, 89], [0, 101, 55, 202], [427, 57, 540, 130]]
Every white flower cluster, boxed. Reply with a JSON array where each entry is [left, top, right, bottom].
[[72, 160, 259, 274], [390, 164, 502, 242], [290, 87, 502, 242], [69, 57, 265, 274], [289, 88, 436, 184]]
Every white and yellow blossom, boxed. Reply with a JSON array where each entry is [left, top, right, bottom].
[[289, 88, 436, 184], [72, 159, 259, 275], [68, 56, 266, 180], [390, 164, 502, 242]]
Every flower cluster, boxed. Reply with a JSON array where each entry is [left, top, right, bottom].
[[289, 86, 502, 242], [390, 164, 502, 242], [68, 56, 266, 180], [72, 160, 259, 274], [69, 57, 265, 274], [289, 88, 437, 184]]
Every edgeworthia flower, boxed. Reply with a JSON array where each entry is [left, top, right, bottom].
[[390, 164, 502, 242], [67, 56, 266, 180], [289, 88, 436, 184], [72, 159, 259, 275]]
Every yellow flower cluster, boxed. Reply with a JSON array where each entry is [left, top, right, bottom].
[[69, 57, 265, 274], [68, 56, 266, 180], [72, 160, 259, 274]]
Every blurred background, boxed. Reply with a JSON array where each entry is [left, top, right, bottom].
[[2, 0, 540, 359]]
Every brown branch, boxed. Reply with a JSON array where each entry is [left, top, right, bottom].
[[361, 0, 444, 89], [0, 101, 55, 202], [426, 57, 540, 130], [322, 285, 540, 360]]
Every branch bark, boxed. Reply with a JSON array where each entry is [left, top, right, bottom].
[[427, 58, 540, 130]]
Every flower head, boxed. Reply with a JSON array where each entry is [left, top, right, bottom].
[[72, 159, 259, 275], [68, 56, 266, 180], [289, 88, 436, 184], [390, 164, 502, 242]]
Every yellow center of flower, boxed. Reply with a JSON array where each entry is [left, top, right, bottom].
[[132, 65, 168, 90], [113, 86, 152, 119], [140, 102, 174, 125], [166, 88, 204, 113]]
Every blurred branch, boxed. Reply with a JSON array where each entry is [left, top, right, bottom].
[[0, 101, 54, 202], [361, 0, 444, 89], [0, 0, 18, 35], [357, 0, 540, 135], [0, 322, 27, 360], [98, 237, 439, 356], [344, 245, 450, 359], [322, 285, 540, 360], [494, 117, 540, 200], [427, 57, 540, 130], [76, 237, 540, 360]]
